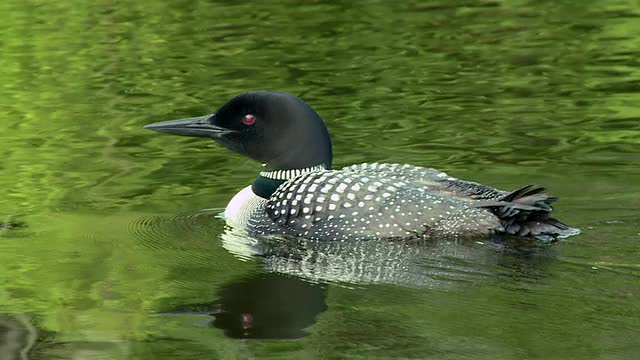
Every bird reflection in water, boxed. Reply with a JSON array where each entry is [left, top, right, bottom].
[[221, 226, 500, 287], [169, 272, 328, 339], [157, 215, 554, 340]]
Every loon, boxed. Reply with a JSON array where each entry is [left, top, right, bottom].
[[145, 91, 579, 241]]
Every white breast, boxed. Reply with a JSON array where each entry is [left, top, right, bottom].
[[223, 185, 269, 228]]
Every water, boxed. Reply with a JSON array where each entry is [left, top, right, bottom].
[[1, 0, 639, 358]]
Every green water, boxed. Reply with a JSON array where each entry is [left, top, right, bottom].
[[1, 0, 639, 359]]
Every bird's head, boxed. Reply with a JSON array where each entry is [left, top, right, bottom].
[[145, 91, 332, 171]]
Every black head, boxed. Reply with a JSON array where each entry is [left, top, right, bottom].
[[145, 91, 332, 171]]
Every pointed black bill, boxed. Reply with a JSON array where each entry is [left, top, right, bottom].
[[144, 114, 234, 138]]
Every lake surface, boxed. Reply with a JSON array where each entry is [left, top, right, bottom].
[[1, 1, 639, 359]]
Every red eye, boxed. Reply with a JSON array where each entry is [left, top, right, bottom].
[[243, 114, 256, 125]]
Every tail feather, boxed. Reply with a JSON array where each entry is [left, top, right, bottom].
[[477, 185, 579, 240]]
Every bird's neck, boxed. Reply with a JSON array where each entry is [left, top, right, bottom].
[[252, 164, 329, 199], [251, 176, 285, 199]]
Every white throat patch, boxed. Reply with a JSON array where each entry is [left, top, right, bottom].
[[223, 185, 268, 228]]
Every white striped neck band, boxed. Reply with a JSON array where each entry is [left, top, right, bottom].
[[259, 164, 328, 181]]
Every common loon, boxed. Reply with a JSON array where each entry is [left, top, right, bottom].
[[145, 91, 579, 241]]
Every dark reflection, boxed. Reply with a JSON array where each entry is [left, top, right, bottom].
[[0, 218, 29, 239], [212, 273, 327, 339], [0, 220, 26, 230], [169, 273, 328, 339], [0, 314, 37, 360]]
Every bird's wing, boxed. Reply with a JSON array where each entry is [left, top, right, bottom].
[[340, 163, 507, 200]]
